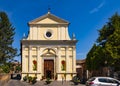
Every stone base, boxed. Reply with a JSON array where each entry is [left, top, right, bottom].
[[21, 73, 76, 81]]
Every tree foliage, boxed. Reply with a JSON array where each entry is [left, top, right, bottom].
[[0, 12, 17, 64], [0, 62, 14, 73], [86, 44, 105, 71], [86, 13, 120, 71]]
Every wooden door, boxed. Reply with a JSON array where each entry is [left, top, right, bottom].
[[44, 60, 54, 79]]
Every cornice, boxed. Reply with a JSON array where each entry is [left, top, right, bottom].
[[29, 23, 69, 27], [21, 40, 78, 45]]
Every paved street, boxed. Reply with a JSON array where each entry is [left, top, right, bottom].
[[4, 80, 85, 86]]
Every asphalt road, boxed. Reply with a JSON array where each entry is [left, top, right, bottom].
[[4, 80, 86, 86]]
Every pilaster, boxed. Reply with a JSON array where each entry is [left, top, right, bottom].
[[22, 46, 25, 72], [58, 26, 61, 40], [57, 47, 61, 73], [29, 46, 32, 72], [66, 47, 69, 72], [73, 46, 76, 73], [37, 47, 40, 72]]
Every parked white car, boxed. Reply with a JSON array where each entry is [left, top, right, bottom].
[[86, 77, 120, 86]]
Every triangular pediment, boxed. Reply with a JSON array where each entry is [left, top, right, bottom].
[[28, 13, 69, 25], [41, 48, 57, 57], [36, 18, 58, 24]]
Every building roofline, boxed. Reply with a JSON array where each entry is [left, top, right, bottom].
[[28, 12, 69, 25]]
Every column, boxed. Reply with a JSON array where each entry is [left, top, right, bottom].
[[57, 47, 61, 73], [57, 47, 61, 80], [73, 46, 76, 73], [22, 45, 25, 72], [58, 26, 61, 40], [66, 47, 69, 72], [37, 47, 41, 80], [29, 46, 32, 72], [40, 48, 43, 77], [37, 47, 40, 72]]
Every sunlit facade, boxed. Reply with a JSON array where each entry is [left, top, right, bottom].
[[21, 12, 77, 81]]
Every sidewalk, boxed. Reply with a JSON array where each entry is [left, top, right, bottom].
[[22, 81, 85, 86], [5, 80, 86, 86]]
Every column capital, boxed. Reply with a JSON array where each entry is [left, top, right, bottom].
[[37, 46, 40, 50], [65, 46, 69, 50], [29, 46, 32, 50], [73, 46, 76, 48], [57, 47, 61, 55], [22, 45, 25, 48], [73, 46, 76, 50], [57, 46, 61, 49]]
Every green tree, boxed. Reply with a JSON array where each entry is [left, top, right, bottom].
[[86, 44, 96, 71], [16, 65, 21, 72], [99, 13, 120, 69], [105, 14, 120, 70], [86, 13, 120, 72], [0, 62, 13, 73], [86, 44, 105, 71], [0, 12, 17, 64]]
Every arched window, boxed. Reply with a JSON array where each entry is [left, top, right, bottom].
[[61, 60, 66, 71]]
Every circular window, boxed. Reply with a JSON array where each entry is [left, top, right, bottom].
[[46, 31, 52, 38], [44, 30, 53, 39]]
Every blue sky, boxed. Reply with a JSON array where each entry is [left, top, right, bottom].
[[0, 0, 120, 61]]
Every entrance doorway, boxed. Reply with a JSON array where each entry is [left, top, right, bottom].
[[44, 60, 54, 79]]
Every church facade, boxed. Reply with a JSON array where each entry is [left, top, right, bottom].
[[21, 12, 77, 81]]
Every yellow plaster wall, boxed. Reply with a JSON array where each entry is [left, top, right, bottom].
[[27, 26, 71, 40], [37, 18, 58, 24], [61, 47, 65, 56], [22, 14, 76, 81], [69, 57, 73, 72], [23, 47, 28, 56], [38, 27, 58, 40], [32, 27, 38, 40], [26, 56, 28, 72], [68, 48, 73, 56], [32, 47, 37, 55], [22, 55, 28, 72], [60, 27, 66, 39]]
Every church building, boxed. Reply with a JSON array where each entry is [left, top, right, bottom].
[[21, 11, 78, 81]]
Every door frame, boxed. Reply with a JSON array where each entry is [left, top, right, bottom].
[[44, 59, 54, 79], [43, 57, 55, 79]]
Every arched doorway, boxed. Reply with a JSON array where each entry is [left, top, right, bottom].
[[41, 48, 56, 79]]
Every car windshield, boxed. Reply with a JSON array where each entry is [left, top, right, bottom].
[[112, 79, 120, 84], [107, 79, 114, 83]]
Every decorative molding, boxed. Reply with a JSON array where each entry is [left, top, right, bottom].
[[44, 29, 53, 39]]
